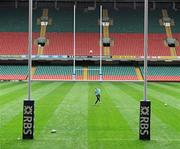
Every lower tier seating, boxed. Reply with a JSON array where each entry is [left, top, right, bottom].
[[88, 66, 138, 80], [140, 66, 180, 81], [33, 65, 138, 81], [0, 65, 179, 81], [0, 65, 27, 80], [33, 66, 83, 80]]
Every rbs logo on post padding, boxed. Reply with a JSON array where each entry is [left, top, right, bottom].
[[139, 101, 151, 140], [23, 100, 34, 139]]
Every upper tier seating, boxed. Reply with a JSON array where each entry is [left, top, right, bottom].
[[0, 32, 38, 55], [43, 33, 100, 56], [0, 32, 173, 56], [110, 33, 171, 56], [110, 9, 164, 33], [0, 8, 180, 33], [172, 34, 180, 56]]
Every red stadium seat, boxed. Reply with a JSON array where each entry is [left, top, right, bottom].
[[0, 75, 27, 80]]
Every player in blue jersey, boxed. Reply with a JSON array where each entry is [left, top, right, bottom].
[[95, 88, 101, 104]]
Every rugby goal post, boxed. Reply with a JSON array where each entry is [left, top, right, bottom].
[[72, 5, 103, 81]]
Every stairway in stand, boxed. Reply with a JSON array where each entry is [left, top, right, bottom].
[[38, 9, 49, 55], [162, 9, 177, 57], [83, 66, 88, 80], [103, 9, 110, 56], [135, 66, 143, 80]]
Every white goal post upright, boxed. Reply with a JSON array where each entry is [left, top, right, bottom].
[[139, 0, 151, 141], [144, 0, 148, 102], [22, 0, 35, 140], [73, 4, 76, 80], [28, 0, 32, 101], [99, 5, 103, 80]]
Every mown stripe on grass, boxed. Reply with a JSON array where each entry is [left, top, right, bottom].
[[0, 82, 58, 129], [29, 82, 88, 149], [113, 82, 180, 148], [148, 82, 180, 100], [132, 82, 180, 110], [0, 82, 65, 149], [0, 82, 27, 100], [0, 82, 46, 107], [149, 83, 180, 94], [0, 82, 53, 107], [1, 82, 180, 149], [119, 83, 180, 135], [88, 82, 139, 149], [124, 83, 180, 135], [103, 82, 141, 134], [0, 82, 23, 90], [0, 82, 61, 128], [0, 83, 53, 127], [162, 82, 180, 88]]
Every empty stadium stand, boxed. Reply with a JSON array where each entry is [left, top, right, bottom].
[[0, 64, 179, 81], [0, 3, 180, 82], [0, 7, 179, 57], [33, 66, 83, 80], [140, 65, 180, 81], [110, 33, 171, 56], [0, 32, 38, 55], [43, 33, 100, 56], [32, 65, 139, 81], [173, 34, 180, 56], [0, 32, 174, 57], [0, 65, 27, 80], [0, 8, 179, 33], [88, 66, 138, 80]]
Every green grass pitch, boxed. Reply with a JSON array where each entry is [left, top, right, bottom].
[[0, 81, 180, 149]]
